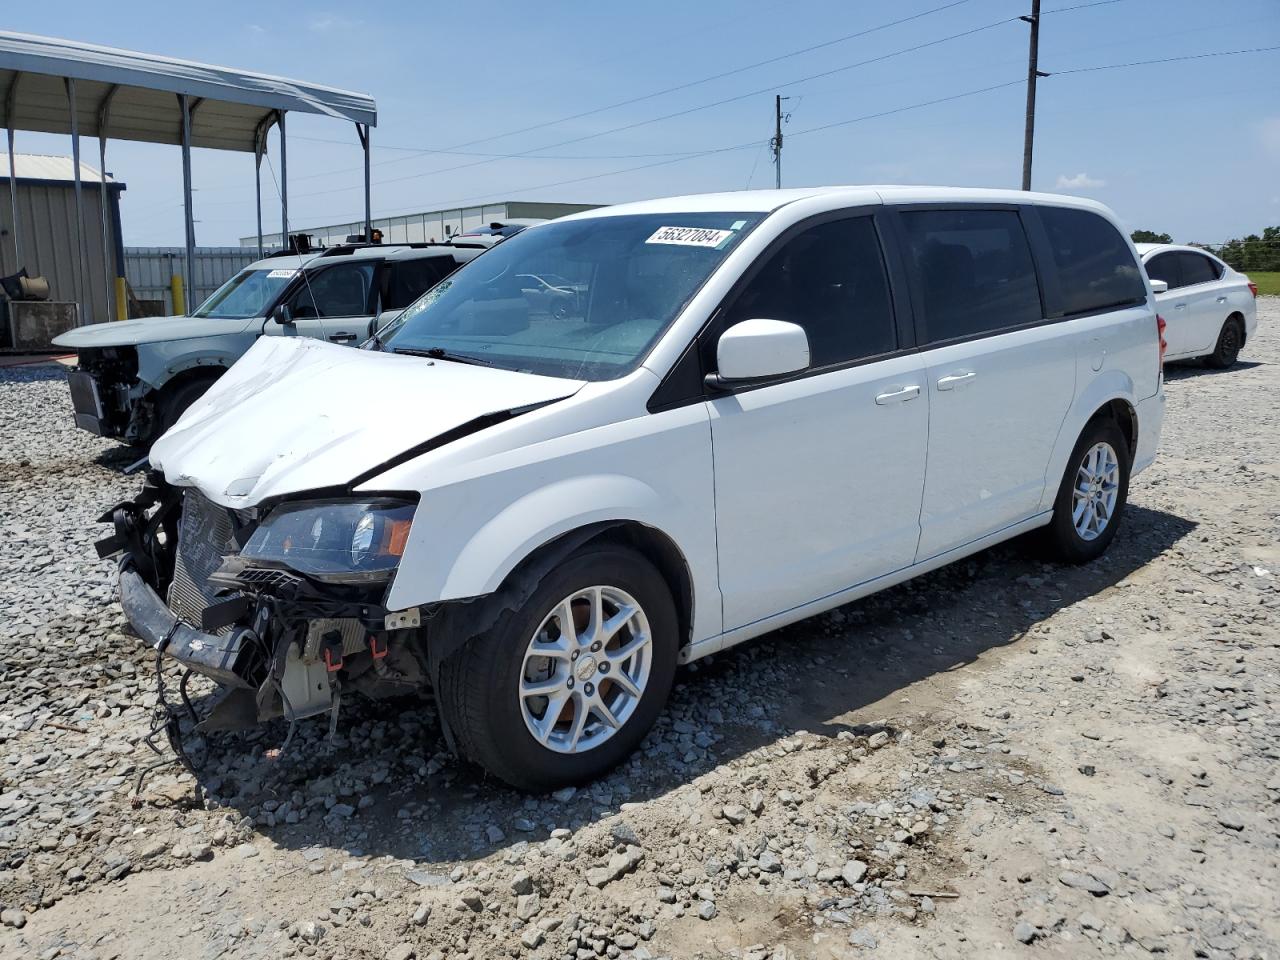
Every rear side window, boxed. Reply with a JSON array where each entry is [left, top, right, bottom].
[[1178, 252, 1219, 286], [1038, 207, 1145, 316], [722, 215, 897, 367], [1145, 252, 1179, 288], [386, 257, 457, 309], [901, 209, 1042, 343]]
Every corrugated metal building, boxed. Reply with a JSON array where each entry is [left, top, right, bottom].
[[0, 152, 125, 324], [243, 200, 602, 250]]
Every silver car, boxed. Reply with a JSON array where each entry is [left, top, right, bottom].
[[53, 243, 479, 447]]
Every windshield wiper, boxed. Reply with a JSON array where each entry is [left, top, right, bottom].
[[393, 346, 492, 366]]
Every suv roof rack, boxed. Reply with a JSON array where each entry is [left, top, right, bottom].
[[317, 241, 442, 258]]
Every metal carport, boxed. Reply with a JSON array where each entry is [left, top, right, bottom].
[[0, 31, 377, 322]]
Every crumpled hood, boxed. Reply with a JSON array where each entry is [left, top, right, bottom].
[[150, 337, 583, 507], [52, 314, 259, 348]]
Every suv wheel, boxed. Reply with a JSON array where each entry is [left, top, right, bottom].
[[1040, 418, 1131, 563], [438, 544, 678, 791], [1203, 316, 1243, 369]]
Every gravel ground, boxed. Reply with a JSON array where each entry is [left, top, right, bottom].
[[1, 302, 1276, 960]]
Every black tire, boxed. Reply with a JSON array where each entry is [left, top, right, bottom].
[[1203, 316, 1244, 369], [156, 375, 219, 436], [437, 543, 678, 792], [1039, 417, 1131, 564]]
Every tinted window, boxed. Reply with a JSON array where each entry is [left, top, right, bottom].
[[386, 257, 457, 309], [1038, 207, 1145, 315], [290, 262, 376, 318], [901, 209, 1042, 343], [1178, 252, 1219, 286], [191, 268, 297, 319], [722, 216, 896, 367], [1145, 252, 1180, 288]]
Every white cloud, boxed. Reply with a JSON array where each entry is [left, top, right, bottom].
[[308, 14, 361, 33], [1055, 172, 1106, 191]]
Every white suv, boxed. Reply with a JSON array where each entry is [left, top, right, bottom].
[[103, 186, 1165, 790]]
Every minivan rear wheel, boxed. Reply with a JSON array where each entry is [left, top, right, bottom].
[[1040, 418, 1131, 563], [437, 544, 678, 791]]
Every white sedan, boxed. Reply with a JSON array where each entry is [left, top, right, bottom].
[[1138, 243, 1258, 368]]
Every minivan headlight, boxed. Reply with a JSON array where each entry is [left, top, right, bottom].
[[241, 499, 415, 583]]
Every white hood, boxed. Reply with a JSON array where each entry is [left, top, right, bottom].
[[150, 337, 584, 507], [52, 314, 259, 348]]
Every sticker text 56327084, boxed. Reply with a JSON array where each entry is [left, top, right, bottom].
[[645, 226, 736, 248]]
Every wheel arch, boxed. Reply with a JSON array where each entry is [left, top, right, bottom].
[[1038, 373, 1139, 513]]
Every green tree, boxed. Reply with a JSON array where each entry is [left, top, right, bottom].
[[1131, 229, 1172, 244], [1216, 226, 1280, 272]]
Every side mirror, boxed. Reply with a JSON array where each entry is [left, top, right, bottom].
[[1149, 279, 1169, 294], [271, 303, 294, 324], [713, 318, 810, 384]]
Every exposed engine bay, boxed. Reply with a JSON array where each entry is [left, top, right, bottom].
[[98, 473, 432, 753]]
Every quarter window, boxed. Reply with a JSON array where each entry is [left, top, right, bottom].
[[901, 209, 1042, 343], [722, 216, 897, 367], [1038, 207, 1145, 315]]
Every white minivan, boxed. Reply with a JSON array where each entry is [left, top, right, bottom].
[[103, 186, 1165, 790]]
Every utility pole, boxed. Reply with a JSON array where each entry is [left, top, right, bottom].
[[771, 94, 791, 189], [1020, 0, 1046, 191]]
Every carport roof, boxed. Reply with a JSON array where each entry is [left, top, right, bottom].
[[0, 31, 377, 153]]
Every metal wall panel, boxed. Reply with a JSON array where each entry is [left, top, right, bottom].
[[122, 246, 256, 314], [0, 178, 118, 324]]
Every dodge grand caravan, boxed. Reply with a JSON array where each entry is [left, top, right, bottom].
[[99, 187, 1165, 790]]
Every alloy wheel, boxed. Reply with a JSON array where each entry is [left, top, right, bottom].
[[1072, 441, 1120, 541], [519, 585, 652, 754]]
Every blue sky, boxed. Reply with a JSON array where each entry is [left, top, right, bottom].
[[9, 0, 1279, 246]]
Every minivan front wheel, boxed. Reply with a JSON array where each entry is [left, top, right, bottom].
[[438, 544, 678, 791], [1041, 419, 1131, 563]]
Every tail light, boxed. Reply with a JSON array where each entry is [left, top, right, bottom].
[[1247, 281, 1258, 298], [1157, 314, 1167, 367]]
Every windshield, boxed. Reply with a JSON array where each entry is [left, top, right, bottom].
[[381, 212, 764, 380], [191, 267, 298, 319]]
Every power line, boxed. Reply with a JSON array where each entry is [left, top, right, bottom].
[[290, 12, 1026, 202], [1049, 44, 1280, 75]]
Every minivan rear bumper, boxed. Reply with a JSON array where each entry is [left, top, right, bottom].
[[1132, 389, 1165, 477]]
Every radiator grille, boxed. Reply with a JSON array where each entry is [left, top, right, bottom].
[[168, 490, 238, 634]]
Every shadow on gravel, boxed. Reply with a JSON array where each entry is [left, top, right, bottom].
[[177, 503, 1196, 867], [1163, 359, 1264, 380]]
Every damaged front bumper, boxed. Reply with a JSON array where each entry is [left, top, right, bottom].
[[99, 475, 429, 736]]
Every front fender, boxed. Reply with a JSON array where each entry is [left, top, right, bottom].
[[136, 333, 259, 390], [1037, 368, 1136, 513], [391, 474, 677, 608]]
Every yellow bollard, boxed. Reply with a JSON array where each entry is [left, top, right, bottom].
[[170, 274, 185, 315], [113, 277, 128, 321]]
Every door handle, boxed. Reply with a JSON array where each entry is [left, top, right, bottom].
[[1174, 302, 1188, 310], [329, 332, 357, 343], [1216, 296, 1228, 303], [936, 371, 976, 391], [874, 385, 920, 405]]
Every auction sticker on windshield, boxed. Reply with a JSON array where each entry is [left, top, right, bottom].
[[646, 226, 735, 248], [267, 269, 297, 278]]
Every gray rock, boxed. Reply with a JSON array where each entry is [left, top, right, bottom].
[[386, 945, 415, 960], [1059, 871, 1111, 896], [697, 900, 718, 921], [841, 860, 868, 886], [1013, 920, 1037, 944]]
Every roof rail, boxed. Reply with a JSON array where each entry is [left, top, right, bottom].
[[317, 241, 440, 257]]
